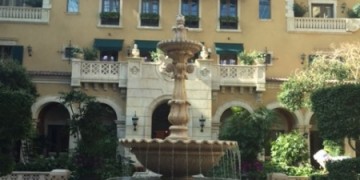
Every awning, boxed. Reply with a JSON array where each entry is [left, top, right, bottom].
[[93, 39, 124, 51], [215, 43, 244, 55], [134, 40, 159, 53]]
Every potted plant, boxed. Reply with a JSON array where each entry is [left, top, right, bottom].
[[71, 47, 84, 59], [140, 13, 159, 26], [219, 16, 238, 29], [293, 2, 307, 17], [83, 48, 98, 61], [185, 15, 200, 28], [238, 51, 255, 65], [250, 51, 266, 64], [100, 12, 120, 25]]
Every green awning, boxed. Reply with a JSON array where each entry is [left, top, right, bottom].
[[93, 39, 124, 51], [215, 43, 244, 55], [134, 40, 159, 53]]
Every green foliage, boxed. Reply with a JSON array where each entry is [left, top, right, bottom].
[[184, 15, 200, 22], [15, 154, 73, 171], [140, 13, 159, 20], [219, 16, 238, 23], [100, 12, 120, 19], [83, 48, 98, 61], [323, 139, 344, 156], [311, 84, 360, 148], [219, 107, 277, 161], [310, 172, 328, 180], [293, 2, 307, 17], [59, 90, 134, 179], [348, 3, 360, 18], [238, 51, 255, 65], [278, 57, 349, 111], [0, 59, 37, 176], [270, 131, 313, 176], [326, 158, 360, 180]]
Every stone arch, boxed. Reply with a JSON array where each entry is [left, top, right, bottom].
[[266, 101, 304, 127], [96, 97, 124, 121], [145, 95, 172, 137], [32, 96, 72, 120], [145, 95, 194, 138], [213, 100, 254, 124]]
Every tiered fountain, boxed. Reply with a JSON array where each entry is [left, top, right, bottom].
[[120, 15, 238, 179]]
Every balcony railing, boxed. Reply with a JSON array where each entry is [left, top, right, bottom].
[[0, 170, 70, 180], [71, 59, 128, 87], [0, 6, 50, 23], [71, 58, 266, 91], [287, 17, 360, 33], [214, 64, 266, 91]]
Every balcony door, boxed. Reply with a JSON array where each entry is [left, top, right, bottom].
[[311, 3, 334, 18]]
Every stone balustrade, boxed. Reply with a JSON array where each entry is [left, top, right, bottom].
[[71, 58, 266, 91], [287, 17, 360, 33], [0, 6, 50, 23], [0, 169, 71, 180]]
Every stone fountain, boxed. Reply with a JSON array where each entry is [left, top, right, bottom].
[[120, 15, 238, 179]]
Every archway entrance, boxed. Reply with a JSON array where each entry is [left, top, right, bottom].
[[37, 102, 70, 156], [151, 101, 171, 139]]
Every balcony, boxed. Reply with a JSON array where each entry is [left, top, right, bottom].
[[287, 17, 360, 33], [71, 58, 266, 92], [0, 6, 50, 24]]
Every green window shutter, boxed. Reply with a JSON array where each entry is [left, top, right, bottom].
[[11, 46, 24, 65]]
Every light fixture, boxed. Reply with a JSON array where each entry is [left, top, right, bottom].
[[27, 45, 32, 57], [132, 112, 139, 131], [300, 53, 306, 64], [341, 2, 347, 13], [199, 115, 206, 132]]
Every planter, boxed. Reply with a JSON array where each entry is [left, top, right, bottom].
[[141, 19, 159, 26], [101, 17, 119, 25]]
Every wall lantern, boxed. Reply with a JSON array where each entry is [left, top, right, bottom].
[[199, 115, 206, 132], [132, 112, 139, 131], [341, 2, 347, 13], [300, 53, 306, 64], [27, 45, 32, 57]]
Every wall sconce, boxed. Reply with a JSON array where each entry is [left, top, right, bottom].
[[199, 115, 206, 132], [300, 53, 306, 64], [341, 2, 347, 13], [127, 46, 131, 57], [132, 112, 139, 131], [27, 45, 32, 57]]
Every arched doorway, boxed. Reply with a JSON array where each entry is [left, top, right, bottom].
[[37, 102, 70, 156], [99, 103, 117, 137], [151, 101, 171, 139], [264, 108, 296, 160]]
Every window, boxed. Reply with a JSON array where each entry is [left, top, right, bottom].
[[219, 0, 238, 29], [0, 0, 25, 6], [181, 0, 199, 28], [67, 0, 79, 13], [264, 53, 272, 64], [140, 0, 159, 27], [259, 0, 271, 19], [0, 45, 23, 64], [311, 3, 334, 18], [220, 54, 237, 65], [100, 0, 120, 25]]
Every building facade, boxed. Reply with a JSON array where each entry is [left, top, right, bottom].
[[1, 0, 360, 164]]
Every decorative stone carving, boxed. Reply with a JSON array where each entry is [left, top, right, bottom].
[[130, 65, 140, 75], [131, 44, 140, 58]]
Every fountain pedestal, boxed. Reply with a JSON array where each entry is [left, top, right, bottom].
[[120, 15, 238, 179]]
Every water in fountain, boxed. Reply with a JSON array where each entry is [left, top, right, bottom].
[[119, 15, 240, 180]]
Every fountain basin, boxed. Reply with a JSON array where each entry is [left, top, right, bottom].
[[120, 139, 238, 178]]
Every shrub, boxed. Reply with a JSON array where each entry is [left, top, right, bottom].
[[83, 48, 98, 60], [326, 158, 360, 180], [270, 131, 313, 176], [293, 2, 307, 17]]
